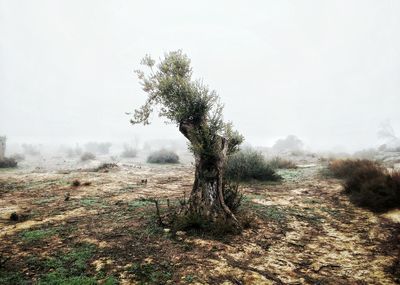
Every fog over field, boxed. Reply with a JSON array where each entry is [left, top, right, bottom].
[[1, 0, 400, 152]]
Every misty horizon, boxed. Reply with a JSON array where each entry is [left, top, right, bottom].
[[1, 1, 399, 153]]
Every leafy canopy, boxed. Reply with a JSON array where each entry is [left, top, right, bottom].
[[131, 50, 243, 156]]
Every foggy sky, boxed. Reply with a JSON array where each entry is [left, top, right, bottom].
[[1, 0, 399, 152]]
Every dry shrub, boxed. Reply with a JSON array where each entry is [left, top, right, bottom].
[[268, 157, 297, 169], [328, 159, 379, 179], [331, 159, 400, 212]]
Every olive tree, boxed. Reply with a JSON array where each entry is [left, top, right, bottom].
[[131, 50, 243, 226]]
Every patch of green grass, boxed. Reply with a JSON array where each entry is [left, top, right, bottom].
[[34, 197, 58, 205], [0, 270, 27, 285], [119, 184, 141, 193], [38, 273, 97, 285], [103, 276, 119, 285], [25, 243, 97, 284], [20, 228, 57, 242], [184, 275, 196, 283], [80, 198, 98, 207], [128, 199, 153, 210], [129, 261, 174, 284], [78, 197, 108, 208], [242, 196, 286, 222]]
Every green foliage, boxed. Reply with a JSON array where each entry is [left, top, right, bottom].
[[131, 50, 243, 159], [129, 261, 173, 284], [20, 229, 56, 242], [224, 149, 281, 182], [38, 273, 97, 285], [0, 157, 18, 168], [147, 149, 179, 164], [36, 243, 96, 284], [103, 276, 119, 285], [0, 270, 27, 285]]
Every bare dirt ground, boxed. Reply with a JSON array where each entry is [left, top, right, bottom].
[[0, 162, 399, 284]]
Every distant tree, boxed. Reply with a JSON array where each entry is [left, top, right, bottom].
[[272, 135, 304, 153], [131, 51, 243, 227]]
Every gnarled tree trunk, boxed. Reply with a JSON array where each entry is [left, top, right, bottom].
[[180, 121, 239, 226]]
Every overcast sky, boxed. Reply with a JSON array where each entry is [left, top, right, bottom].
[[1, 0, 399, 151]]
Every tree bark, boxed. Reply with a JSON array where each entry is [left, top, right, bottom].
[[179, 121, 240, 226]]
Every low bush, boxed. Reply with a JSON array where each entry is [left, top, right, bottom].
[[147, 150, 179, 164], [224, 149, 280, 182], [328, 159, 380, 179], [80, 152, 96, 162], [94, 163, 119, 172], [329, 159, 400, 212], [0, 157, 18, 168], [121, 145, 137, 158], [268, 157, 297, 169]]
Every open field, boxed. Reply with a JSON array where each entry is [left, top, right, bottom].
[[0, 162, 399, 284]]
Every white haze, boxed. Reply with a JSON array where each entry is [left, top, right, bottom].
[[1, 0, 399, 152]]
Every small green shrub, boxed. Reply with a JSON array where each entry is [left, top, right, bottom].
[[224, 149, 280, 182], [147, 149, 179, 164], [20, 229, 56, 242], [0, 157, 17, 168]]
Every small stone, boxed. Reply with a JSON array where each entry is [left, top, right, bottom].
[[163, 228, 171, 233], [176, 231, 186, 236], [10, 212, 19, 221]]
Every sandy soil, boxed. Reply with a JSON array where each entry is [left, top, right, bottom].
[[0, 162, 399, 284]]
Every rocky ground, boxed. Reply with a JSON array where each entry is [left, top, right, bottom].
[[0, 161, 399, 284]]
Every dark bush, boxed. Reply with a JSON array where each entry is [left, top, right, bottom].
[[0, 157, 18, 168], [268, 157, 297, 169], [330, 159, 400, 212], [147, 150, 179, 164], [224, 149, 281, 182], [71, 179, 81, 187], [94, 163, 119, 172], [80, 152, 96, 162], [222, 182, 243, 213]]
